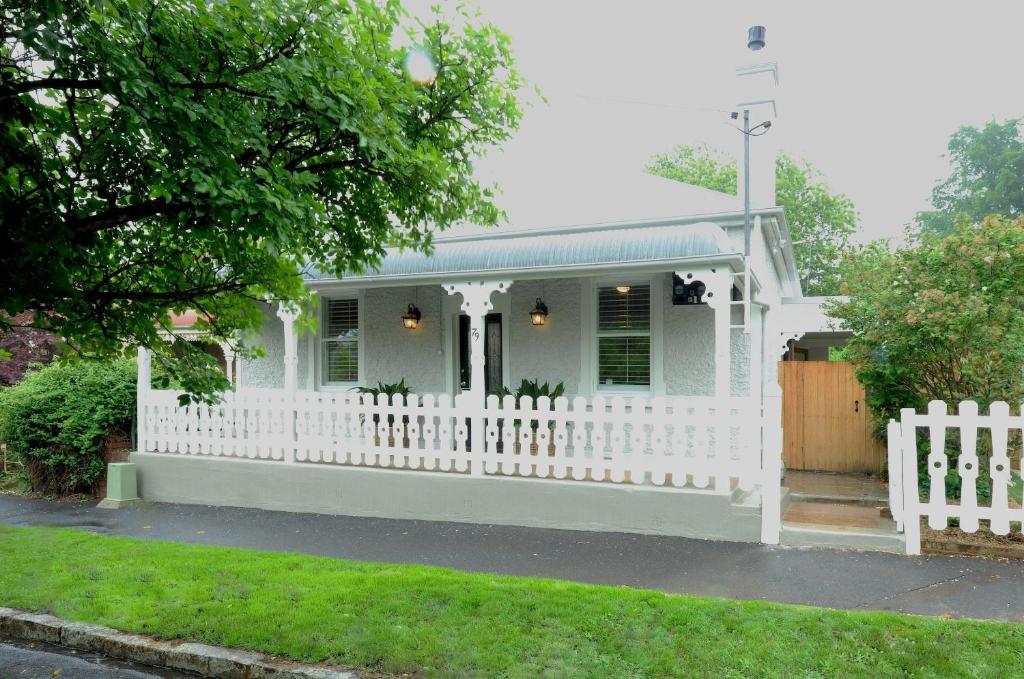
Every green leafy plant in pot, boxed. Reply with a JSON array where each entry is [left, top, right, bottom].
[[495, 379, 565, 456], [354, 379, 412, 447]]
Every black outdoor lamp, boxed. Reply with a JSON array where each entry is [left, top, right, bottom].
[[402, 304, 422, 330], [529, 298, 549, 326]]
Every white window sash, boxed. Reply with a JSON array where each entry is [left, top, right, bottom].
[[595, 283, 652, 390]]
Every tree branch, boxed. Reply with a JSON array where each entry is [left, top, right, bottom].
[[3, 77, 104, 96]]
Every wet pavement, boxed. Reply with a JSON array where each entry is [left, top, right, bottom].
[[1, 494, 1023, 622], [0, 637, 192, 678]]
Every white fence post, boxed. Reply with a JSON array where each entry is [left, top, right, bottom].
[[899, 407, 921, 555], [886, 419, 904, 532], [136, 346, 152, 453], [760, 383, 783, 544]]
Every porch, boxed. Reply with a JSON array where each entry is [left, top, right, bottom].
[[137, 216, 794, 543], [135, 270, 783, 541]]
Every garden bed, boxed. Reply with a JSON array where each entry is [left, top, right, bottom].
[[921, 524, 1024, 560]]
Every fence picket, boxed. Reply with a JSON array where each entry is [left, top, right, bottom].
[[957, 401, 981, 533], [926, 400, 949, 530], [988, 401, 1011, 536]]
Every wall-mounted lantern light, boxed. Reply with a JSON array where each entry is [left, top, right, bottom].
[[529, 298, 549, 326], [402, 304, 422, 329]]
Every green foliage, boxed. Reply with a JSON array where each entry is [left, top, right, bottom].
[[496, 379, 565, 431], [829, 215, 1024, 425], [647, 144, 735, 194], [355, 379, 412, 426], [0, 360, 136, 495], [5, 525, 1024, 678], [648, 146, 858, 295], [355, 379, 412, 402], [1, 0, 524, 401], [496, 378, 566, 403], [917, 119, 1024, 238]]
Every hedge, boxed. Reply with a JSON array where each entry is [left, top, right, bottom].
[[0, 360, 135, 495]]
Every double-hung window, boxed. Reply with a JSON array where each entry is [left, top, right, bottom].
[[596, 284, 651, 389], [321, 298, 359, 385]]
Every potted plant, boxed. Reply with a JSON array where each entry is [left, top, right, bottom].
[[496, 379, 565, 456], [354, 379, 412, 448]]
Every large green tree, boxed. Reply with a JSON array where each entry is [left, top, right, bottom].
[[648, 145, 858, 296], [916, 119, 1024, 238], [1, 0, 523, 398]]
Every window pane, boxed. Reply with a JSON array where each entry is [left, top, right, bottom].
[[598, 285, 650, 331], [324, 299, 359, 338], [598, 336, 651, 386], [323, 299, 358, 383], [323, 339, 358, 383]]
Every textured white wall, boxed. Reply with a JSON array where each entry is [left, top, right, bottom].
[[660, 277, 750, 397], [363, 286, 446, 393], [508, 278, 582, 393], [297, 333, 311, 390], [240, 304, 284, 389]]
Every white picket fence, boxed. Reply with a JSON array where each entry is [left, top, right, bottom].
[[888, 400, 1024, 555], [139, 388, 767, 493]]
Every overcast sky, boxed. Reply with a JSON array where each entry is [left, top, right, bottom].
[[410, 1, 1023, 243]]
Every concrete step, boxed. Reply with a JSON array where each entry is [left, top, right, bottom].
[[788, 491, 887, 509], [730, 486, 791, 511], [781, 522, 905, 553]]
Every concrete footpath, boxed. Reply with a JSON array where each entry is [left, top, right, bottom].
[[1, 494, 1022, 622]]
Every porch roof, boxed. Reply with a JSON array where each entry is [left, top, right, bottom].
[[307, 220, 737, 283]]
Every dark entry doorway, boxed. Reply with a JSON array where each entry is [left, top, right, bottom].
[[458, 313, 503, 394]]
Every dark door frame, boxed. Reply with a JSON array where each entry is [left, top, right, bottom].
[[458, 312, 503, 394]]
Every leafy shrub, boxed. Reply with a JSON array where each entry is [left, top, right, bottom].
[[495, 379, 566, 431], [830, 215, 1024, 426], [355, 379, 412, 426], [0, 360, 136, 495]]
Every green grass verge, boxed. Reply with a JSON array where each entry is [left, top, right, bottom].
[[0, 526, 1021, 678]]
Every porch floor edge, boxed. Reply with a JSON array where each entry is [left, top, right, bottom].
[[130, 452, 763, 543]]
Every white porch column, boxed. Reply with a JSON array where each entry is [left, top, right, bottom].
[[750, 305, 764, 399], [136, 346, 152, 453], [220, 342, 236, 387], [276, 305, 299, 464], [444, 281, 512, 473], [277, 305, 299, 394]]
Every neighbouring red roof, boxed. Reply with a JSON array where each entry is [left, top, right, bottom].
[[169, 309, 200, 327]]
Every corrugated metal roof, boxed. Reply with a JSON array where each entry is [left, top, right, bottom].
[[308, 221, 735, 281]]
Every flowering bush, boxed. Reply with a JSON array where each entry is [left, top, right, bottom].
[[829, 216, 1024, 493], [830, 215, 1024, 423]]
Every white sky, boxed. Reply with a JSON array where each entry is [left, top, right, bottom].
[[410, 1, 1024, 243]]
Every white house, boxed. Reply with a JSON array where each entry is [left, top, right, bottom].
[[130, 60, 852, 544]]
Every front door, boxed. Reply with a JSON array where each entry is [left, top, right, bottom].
[[458, 313, 503, 394], [779, 361, 884, 473]]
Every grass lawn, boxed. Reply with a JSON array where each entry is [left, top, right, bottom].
[[0, 526, 1021, 678]]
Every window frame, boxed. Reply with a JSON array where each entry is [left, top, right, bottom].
[[317, 293, 364, 389], [589, 275, 663, 394]]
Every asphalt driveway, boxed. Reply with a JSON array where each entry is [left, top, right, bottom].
[[1, 494, 1022, 622]]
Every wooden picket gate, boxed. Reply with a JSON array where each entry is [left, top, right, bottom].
[[779, 361, 884, 473], [887, 400, 1024, 555]]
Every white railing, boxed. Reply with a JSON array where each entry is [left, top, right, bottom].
[[139, 389, 767, 493], [480, 394, 761, 491], [889, 400, 1024, 554]]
